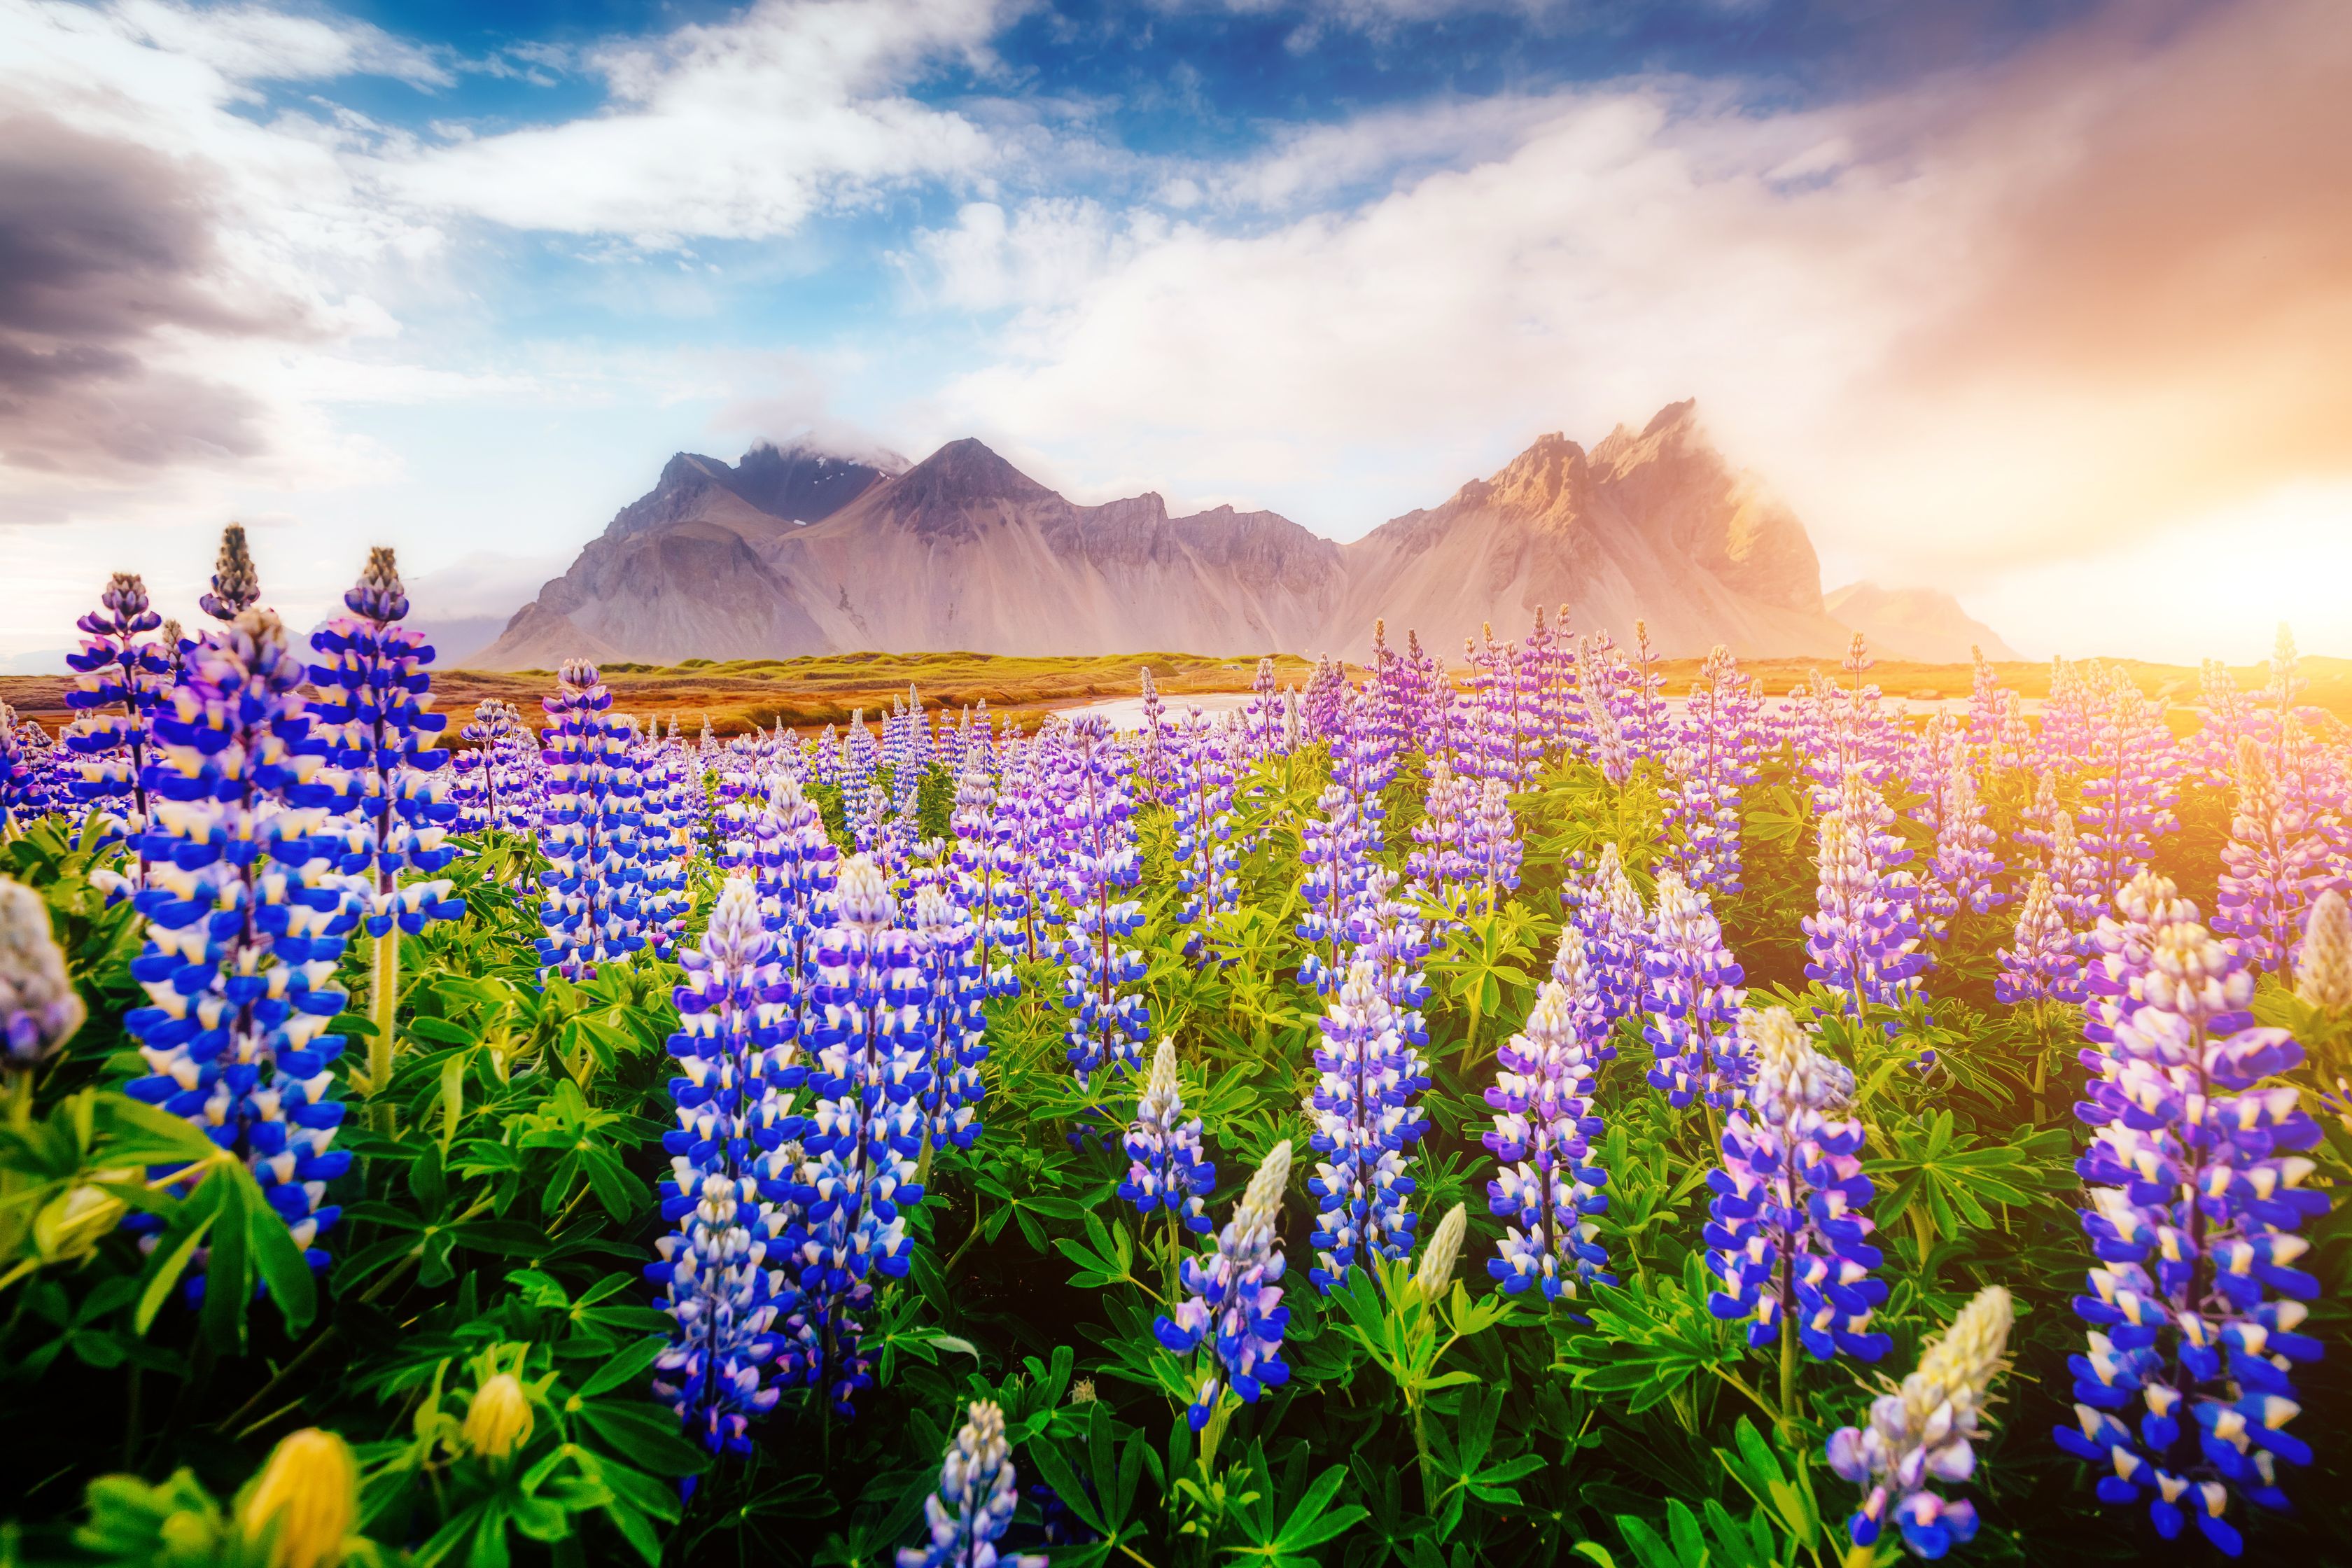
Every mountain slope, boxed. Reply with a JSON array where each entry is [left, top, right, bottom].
[[1320, 402, 1849, 658], [476, 403, 2003, 668], [1824, 581, 2020, 663]]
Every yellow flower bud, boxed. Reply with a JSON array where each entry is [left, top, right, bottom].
[[1414, 1203, 1467, 1301], [462, 1373, 536, 1460], [32, 1180, 127, 1264], [239, 1429, 358, 1568]]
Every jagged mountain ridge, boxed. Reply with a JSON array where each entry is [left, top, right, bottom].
[[478, 403, 2002, 668]]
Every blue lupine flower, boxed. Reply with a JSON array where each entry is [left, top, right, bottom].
[[1484, 961, 1614, 1305], [1665, 647, 1760, 895], [1058, 720, 1147, 1087], [120, 608, 360, 1291], [1298, 722, 1382, 995], [1119, 1035, 1214, 1234], [1802, 770, 1926, 1018], [1154, 1139, 1293, 1430], [650, 877, 802, 1454], [1305, 956, 1430, 1292], [1704, 1007, 1890, 1363], [1567, 844, 1647, 1054], [196, 523, 259, 624], [1642, 871, 1748, 1110], [1828, 1284, 2014, 1560], [951, 741, 1024, 999], [1404, 759, 1472, 923], [897, 1399, 1047, 1568], [535, 660, 648, 979], [307, 548, 463, 938], [912, 886, 987, 1156], [2052, 877, 2328, 1558], [790, 854, 929, 1417], [1460, 778, 1522, 914], [1, 702, 45, 837], [2214, 733, 2339, 976], [1996, 872, 2084, 1006], [1, 874, 86, 1068], [1920, 752, 2005, 941]]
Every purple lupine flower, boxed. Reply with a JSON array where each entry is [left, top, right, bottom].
[[1704, 1007, 1890, 1363], [452, 700, 529, 836], [1154, 1139, 1293, 1429], [1920, 752, 2005, 943], [60, 571, 169, 852], [1567, 843, 1647, 1049], [1242, 657, 1282, 762], [1170, 710, 1239, 965], [1, 874, 86, 1068], [1484, 963, 1613, 1305], [948, 741, 1020, 999], [898, 1399, 1047, 1568], [1136, 666, 1168, 803], [1642, 871, 1748, 1110], [2075, 669, 2179, 903], [1461, 777, 1522, 914], [1348, 865, 1432, 1047], [196, 524, 259, 623], [1303, 654, 1349, 747], [2214, 734, 2339, 976], [0, 703, 42, 839], [536, 660, 648, 980], [2043, 809, 2105, 933], [2053, 883, 2327, 1558], [636, 718, 694, 960], [1667, 646, 1759, 895], [1058, 720, 1148, 1087], [121, 608, 360, 1292], [1298, 719, 1382, 994], [1802, 770, 1926, 1018], [1406, 759, 1472, 921], [911, 885, 987, 1157], [1578, 638, 1631, 788], [1996, 872, 2084, 1006], [1828, 1285, 2013, 1560], [307, 548, 463, 939], [790, 854, 930, 1417], [747, 775, 839, 1003], [1120, 1035, 1214, 1235], [1304, 955, 1431, 1291], [1966, 648, 2007, 753], [650, 877, 802, 1454]]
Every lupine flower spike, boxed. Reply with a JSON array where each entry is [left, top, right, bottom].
[[1120, 1036, 1214, 1236], [1156, 1138, 1293, 1430], [898, 1399, 1047, 1568], [1828, 1284, 2014, 1562], [1, 875, 86, 1072]]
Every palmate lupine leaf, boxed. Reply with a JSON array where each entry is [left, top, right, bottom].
[[1862, 1110, 2068, 1245], [1557, 1256, 1737, 1417]]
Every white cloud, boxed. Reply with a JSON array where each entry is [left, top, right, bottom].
[[384, 0, 1014, 244]]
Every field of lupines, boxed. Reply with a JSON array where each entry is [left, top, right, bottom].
[[2, 524, 2348, 1568]]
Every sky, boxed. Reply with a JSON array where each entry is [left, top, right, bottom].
[[3, 0, 2348, 668]]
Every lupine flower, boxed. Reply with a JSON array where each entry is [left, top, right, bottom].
[[1, 875, 86, 1068], [1921, 754, 2005, 941], [1298, 719, 1384, 993], [536, 660, 648, 980], [1667, 646, 1759, 894], [1, 701, 40, 835], [1828, 1284, 2015, 1561], [1802, 770, 1926, 1018], [1568, 844, 1647, 1046], [1347, 866, 1432, 1046], [912, 886, 987, 1157], [898, 1399, 1047, 1568], [1243, 657, 1283, 760], [650, 877, 801, 1453], [792, 854, 929, 1416], [307, 548, 462, 941], [1996, 873, 2084, 1006], [1406, 759, 1472, 920], [2043, 810, 2104, 932], [462, 1372, 536, 1462], [2214, 734, 2339, 975], [1705, 1007, 1890, 1362], [197, 524, 260, 624], [1642, 871, 1748, 1109], [122, 608, 360, 1290], [2054, 881, 2328, 1557], [1170, 712, 1239, 965], [451, 700, 529, 835], [1305, 956, 1430, 1290], [1579, 639, 1631, 787], [238, 1427, 358, 1568], [1119, 1036, 1214, 1234], [2292, 890, 2352, 1132], [1155, 1138, 1293, 1429], [2075, 670, 2180, 900], [60, 571, 169, 864], [1460, 778, 1522, 913], [1415, 1201, 1467, 1298], [1484, 969, 1613, 1305], [1058, 720, 1148, 1087]]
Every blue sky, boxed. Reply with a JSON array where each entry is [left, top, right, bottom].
[[4, 0, 2347, 665]]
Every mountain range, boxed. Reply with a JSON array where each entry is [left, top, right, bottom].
[[472, 401, 2012, 670]]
